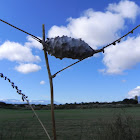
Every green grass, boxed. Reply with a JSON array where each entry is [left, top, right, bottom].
[[0, 107, 140, 139]]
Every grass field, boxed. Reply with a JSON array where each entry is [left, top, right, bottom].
[[0, 107, 140, 140]]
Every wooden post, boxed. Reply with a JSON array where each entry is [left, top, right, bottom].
[[42, 24, 57, 140]]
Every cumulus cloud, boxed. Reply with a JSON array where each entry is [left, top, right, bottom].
[[25, 36, 42, 50], [48, 26, 71, 38], [0, 36, 43, 74], [107, 0, 140, 19], [102, 36, 140, 74], [40, 80, 45, 85], [48, 0, 140, 50], [48, 0, 140, 75], [48, 10, 123, 49], [128, 86, 140, 98], [15, 63, 41, 74], [0, 41, 40, 62]]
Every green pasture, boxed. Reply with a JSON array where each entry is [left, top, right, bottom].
[[0, 107, 140, 140]]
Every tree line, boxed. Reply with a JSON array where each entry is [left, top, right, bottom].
[[0, 98, 138, 110]]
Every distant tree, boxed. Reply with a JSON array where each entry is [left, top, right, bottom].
[[122, 98, 138, 104], [112, 101, 116, 105], [129, 99, 138, 104], [0, 102, 6, 106], [81, 102, 85, 105], [74, 102, 77, 105], [135, 95, 138, 101], [122, 99, 130, 104]]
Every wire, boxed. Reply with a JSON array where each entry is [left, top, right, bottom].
[[52, 24, 140, 77], [26, 99, 51, 140], [95, 24, 140, 53], [52, 58, 85, 78], [0, 73, 51, 140], [0, 19, 42, 43], [0, 18, 139, 78]]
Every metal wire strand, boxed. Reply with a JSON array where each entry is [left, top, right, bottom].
[[26, 99, 51, 140], [0, 19, 42, 43], [95, 24, 140, 53], [52, 24, 140, 77], [0, 73, 51, 140], [0, 18, 139, 78]]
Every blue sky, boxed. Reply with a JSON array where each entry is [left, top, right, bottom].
[[0, 0, 140, 104]]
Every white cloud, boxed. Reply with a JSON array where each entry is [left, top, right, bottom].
[[25, 36, 42, 50], [40, 80, 45, 85], [121, 79, 126, 83], [128, 86, 140, 98], [102, 36, 140, 74], [48, 0, 140, 75], [15, 63, 41, 74], [48, 0, 140, 50], [48, 26, 71, 38], [107, 0, 140, 20], [0, 36, 43, 74], [0, 41, 40, 62]]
